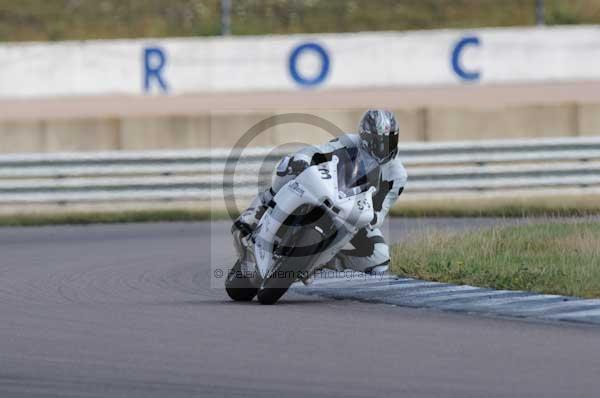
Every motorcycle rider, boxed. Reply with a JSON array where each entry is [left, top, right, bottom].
[[233, 109, 407, 276]]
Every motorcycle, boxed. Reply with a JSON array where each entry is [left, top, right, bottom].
[[225, 147, 381, 305]]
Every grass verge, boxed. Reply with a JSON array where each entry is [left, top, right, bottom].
[[0, 209, 223, 227], [1, 0, 600, 42], [391, 195, 600, 218], [2, 195, 600, 226], [391, 222, 600, 298]]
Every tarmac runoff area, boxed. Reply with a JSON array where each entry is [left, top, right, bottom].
[[1, 218, 600, 397]]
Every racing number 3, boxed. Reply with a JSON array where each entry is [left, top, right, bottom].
[[319, 168, 332, 179]]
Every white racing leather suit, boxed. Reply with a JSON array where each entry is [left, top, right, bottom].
[[234, 133, 408, 274]]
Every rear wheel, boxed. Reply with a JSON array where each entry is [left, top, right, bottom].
[[257, 226, 327, 305], [225, 260, 258, 302]]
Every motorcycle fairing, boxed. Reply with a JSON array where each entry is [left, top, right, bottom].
[[254, 155, 376, 279]]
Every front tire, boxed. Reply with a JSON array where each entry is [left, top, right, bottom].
[[257, 226, 328, 305], [225, 260, 258, 302]]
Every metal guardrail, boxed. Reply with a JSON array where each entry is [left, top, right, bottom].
[[1, 137, 599, 205]]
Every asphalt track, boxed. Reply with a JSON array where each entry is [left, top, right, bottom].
[[1, 218, 600, 397]]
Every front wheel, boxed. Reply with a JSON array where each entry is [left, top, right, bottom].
[[225, 260, 258, 302], [257, 226, 329, 305]]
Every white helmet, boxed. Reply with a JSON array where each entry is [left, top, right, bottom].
[[358, 109, 399, 164]]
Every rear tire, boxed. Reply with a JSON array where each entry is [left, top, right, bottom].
[[256, 287, 289, 305], [225, 260, 258, 302], [257, 226, 327, 305]]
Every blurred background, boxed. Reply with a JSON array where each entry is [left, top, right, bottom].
[[1, 0, 600, 221], [1, 0, 598, 40]]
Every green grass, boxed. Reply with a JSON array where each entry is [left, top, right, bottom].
[[1, 0, 600, 42], [391, 204, 600, 218], [0, 209, 220, 227], [391, 196, 600, 218], [391, 222, 600, 298], [2, 195, 600, 226]]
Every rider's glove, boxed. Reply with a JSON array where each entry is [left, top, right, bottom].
[[276, 156, 309, 177], [232, 220, 253, 237], [288, 158, 310, 175]]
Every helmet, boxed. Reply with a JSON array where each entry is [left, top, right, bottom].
[[358, 109, 399, 164]]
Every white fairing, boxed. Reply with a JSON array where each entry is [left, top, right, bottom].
[[254, 156, 376, 279]]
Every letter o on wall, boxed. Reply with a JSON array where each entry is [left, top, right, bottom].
[[451, 36, 481, 82], [288, 42, 330, 87]]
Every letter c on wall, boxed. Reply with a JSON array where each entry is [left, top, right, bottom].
[[288, 42, 330, 87], [451, 36, 481, 82]]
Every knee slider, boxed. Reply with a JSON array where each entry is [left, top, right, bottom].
[[364, 260, 390, 275]]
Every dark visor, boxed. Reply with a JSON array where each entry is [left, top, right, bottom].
[[371, 132, 398, 160]]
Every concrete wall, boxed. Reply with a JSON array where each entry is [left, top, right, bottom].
[[3, 26, 600, 99], [2, 26, 600, 153], [1, 103, 599, 153]]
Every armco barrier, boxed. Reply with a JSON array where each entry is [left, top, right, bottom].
[[1, 137, 600, 207]]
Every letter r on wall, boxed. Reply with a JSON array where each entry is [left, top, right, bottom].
[[143, 47, 169, 93]]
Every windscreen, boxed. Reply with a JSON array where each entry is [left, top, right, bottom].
[[335, 146, 380, 197]]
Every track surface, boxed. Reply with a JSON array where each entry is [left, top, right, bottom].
[[1, 218, 600, 397]]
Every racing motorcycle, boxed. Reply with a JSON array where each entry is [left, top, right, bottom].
[[225, 147, 381, 305]]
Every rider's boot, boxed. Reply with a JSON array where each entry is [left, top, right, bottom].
[[300, 254, 345, 286]]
